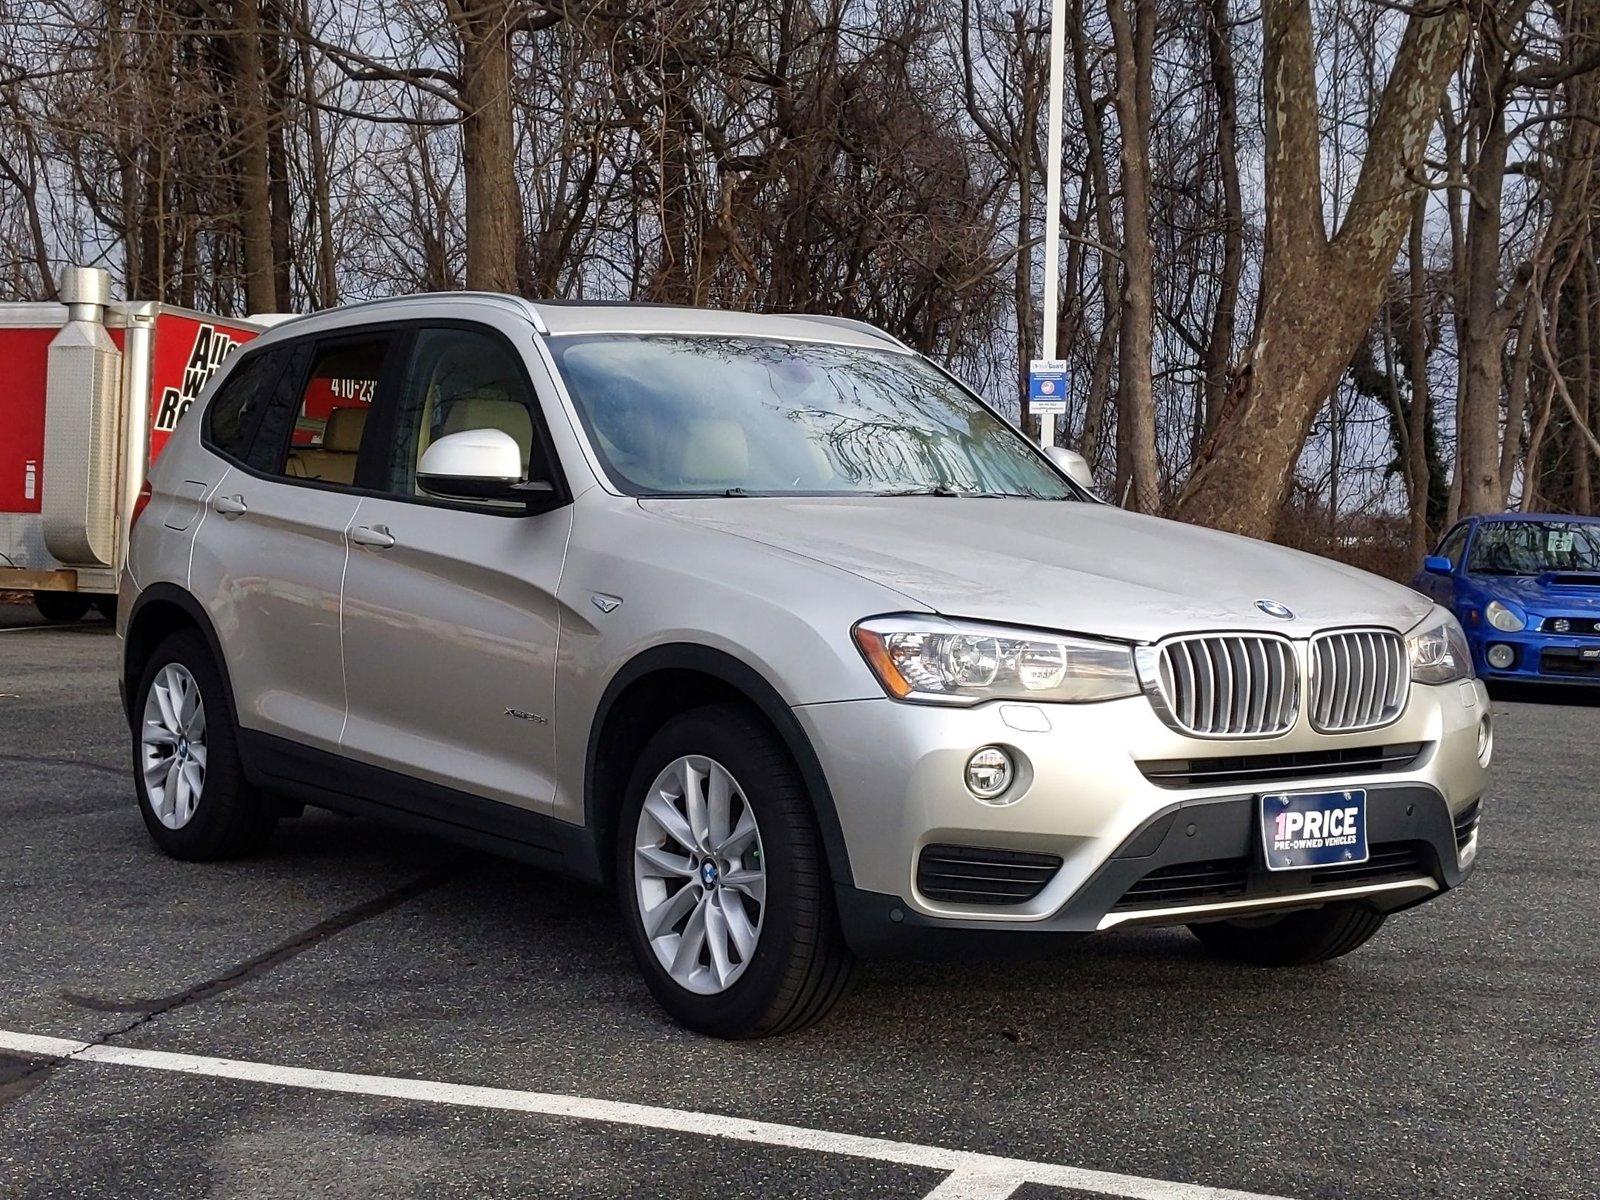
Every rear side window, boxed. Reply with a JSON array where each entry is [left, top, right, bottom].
[[279, 337, 389, 487], [205, 353, 278, 461]]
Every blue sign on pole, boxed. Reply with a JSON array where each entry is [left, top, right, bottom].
[[1028, 359, 1067, 416]]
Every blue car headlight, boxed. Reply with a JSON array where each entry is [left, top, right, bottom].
[[1407, 609, 1475, 684], [1485, 600, 1526, 633]]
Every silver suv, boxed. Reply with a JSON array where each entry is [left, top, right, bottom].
[[120, 295, 1489, 1036]]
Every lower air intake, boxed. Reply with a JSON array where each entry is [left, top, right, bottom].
[[916, 844, 1062, 905]]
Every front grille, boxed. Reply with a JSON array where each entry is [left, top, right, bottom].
[[916, 844, 1062, 905], [1538, 616, 1600, 636], [1453, 800, 1481, 851], [1111, 841, 1429, 911], [1539, 648, 1600, 677], [1149, 634, 1298, 737], [1138, 742, 1426, 789], [1307, 629, 1409, 732]]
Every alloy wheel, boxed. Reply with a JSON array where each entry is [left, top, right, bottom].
[[633, 754, 766, 995], [140, 663, 208, 830]]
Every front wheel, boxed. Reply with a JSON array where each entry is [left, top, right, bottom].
[[1188, 902, 1386, 966], [618, 704, 854, 1037]]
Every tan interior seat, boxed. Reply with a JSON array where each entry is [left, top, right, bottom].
[[286, 406, 366, 484]]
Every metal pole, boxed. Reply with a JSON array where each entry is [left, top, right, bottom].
[[1038, 0, 1067, 448]]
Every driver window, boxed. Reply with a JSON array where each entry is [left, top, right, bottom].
[[1436, 524, 1469, 568], [382, 327, 547, 508]]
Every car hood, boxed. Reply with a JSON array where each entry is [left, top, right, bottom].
[[1478, 572, 1600, 615], [641, 496, 1433, 643]]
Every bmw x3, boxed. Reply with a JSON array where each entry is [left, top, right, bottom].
[[120, 295, 1490, 1036]]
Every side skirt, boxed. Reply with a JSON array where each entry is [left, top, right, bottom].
[[237, 730, 605, 885]]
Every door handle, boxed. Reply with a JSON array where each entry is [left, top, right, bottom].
[[212, 494, 248, 517], [350, 524, 396, 549]]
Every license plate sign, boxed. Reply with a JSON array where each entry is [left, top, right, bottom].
[[1260, 789, 1368, 871]]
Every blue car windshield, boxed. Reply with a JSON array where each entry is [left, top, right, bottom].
[[1468, 520, 1600, 575], [547, 334, 1074, 500]]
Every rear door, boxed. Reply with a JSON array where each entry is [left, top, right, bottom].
[[189, 328, 396, 752], [338, 318, 572, 813]]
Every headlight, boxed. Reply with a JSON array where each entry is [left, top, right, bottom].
[[1485, 600, 1526, 632], [853, 615, 1140, 705], [1406, 610, 1475, 684]]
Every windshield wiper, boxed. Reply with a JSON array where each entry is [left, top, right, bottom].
[[873, 485, 1066, 499], [873, 485, 1012, 498]]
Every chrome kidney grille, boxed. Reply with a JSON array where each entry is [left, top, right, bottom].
[[1147, 634, 1299, 737], [1307, 628, 1409, 732]]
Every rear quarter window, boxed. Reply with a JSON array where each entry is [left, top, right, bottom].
[[204, 352, 278, 462]]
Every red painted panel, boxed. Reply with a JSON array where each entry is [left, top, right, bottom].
[[0, 328, 54, 513], [147, 312, 261, 463]]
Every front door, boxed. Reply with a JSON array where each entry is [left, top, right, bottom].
[[338, 320, 572, 813]]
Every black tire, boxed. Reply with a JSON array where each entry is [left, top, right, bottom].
[[1188, 902, 1387, 967], [91, 595, 118, 621], [617, 703, 854, 1038], [132, 629, 277, 860], [33, 591, 90, 623]]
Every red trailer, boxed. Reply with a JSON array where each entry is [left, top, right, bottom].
[[0, 268, 268, 620]]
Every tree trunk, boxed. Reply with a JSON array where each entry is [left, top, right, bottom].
[[1457, 51, 1512, 516], [263, 1, 294, 310], [455, 0, 524, 293], [233, 0, 278, 315], [1171, 0, 1467, 538], [296, 0, 338, 307], [1199, 0, 1242, 439], [1105, 0, 1160, 513], [1405, 193, 1431, 561]]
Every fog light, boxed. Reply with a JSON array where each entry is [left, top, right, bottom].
[[1477, 714, 1493, 766], [965, 746, 1014, 801], [1487, 643, 1515, 670]]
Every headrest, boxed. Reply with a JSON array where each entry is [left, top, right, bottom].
[[441, 395, 530, 439], [323, 406, 367, 453], [680, 419, 750, 485]]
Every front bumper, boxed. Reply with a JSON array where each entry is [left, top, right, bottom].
[[1468, 628, 1600, 684], [795, 678, 1489, 956]]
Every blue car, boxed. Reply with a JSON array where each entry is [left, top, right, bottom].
[[1412, 512, 1600, 685]]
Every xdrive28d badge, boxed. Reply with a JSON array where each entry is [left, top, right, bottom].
[[119, 293, 1489, 1037]]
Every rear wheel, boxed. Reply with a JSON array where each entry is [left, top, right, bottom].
[[133, 629, 277, 860], [33, 591, 90, 623], [1188, 902, 1386, 966], [618, 704, 854, 1037]]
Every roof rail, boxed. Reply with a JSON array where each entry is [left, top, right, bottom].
[[262, 291, 548, 334], [786, 313, 912, 352]]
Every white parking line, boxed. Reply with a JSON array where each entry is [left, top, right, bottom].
[[1, 1028, 1295, 1200]]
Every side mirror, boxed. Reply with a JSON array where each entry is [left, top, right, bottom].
[[1044, 445, 1096, 492], [1423, 555, 1454, 576], [417, 429, 549, 501]]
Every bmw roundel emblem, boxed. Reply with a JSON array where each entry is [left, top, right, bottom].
[[1255, 599, 1295, 620], [700, 860, 720, 887]]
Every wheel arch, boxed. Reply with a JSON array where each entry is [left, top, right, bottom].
[[123, 584, 236, 730], [585, 644, 854, 891]]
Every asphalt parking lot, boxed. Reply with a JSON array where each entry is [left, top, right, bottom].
[[1, 601, 1597, 1199]]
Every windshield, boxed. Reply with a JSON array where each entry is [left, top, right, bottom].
[[547, 334, 1075, 499], [1467, 520, 1600, 574]]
